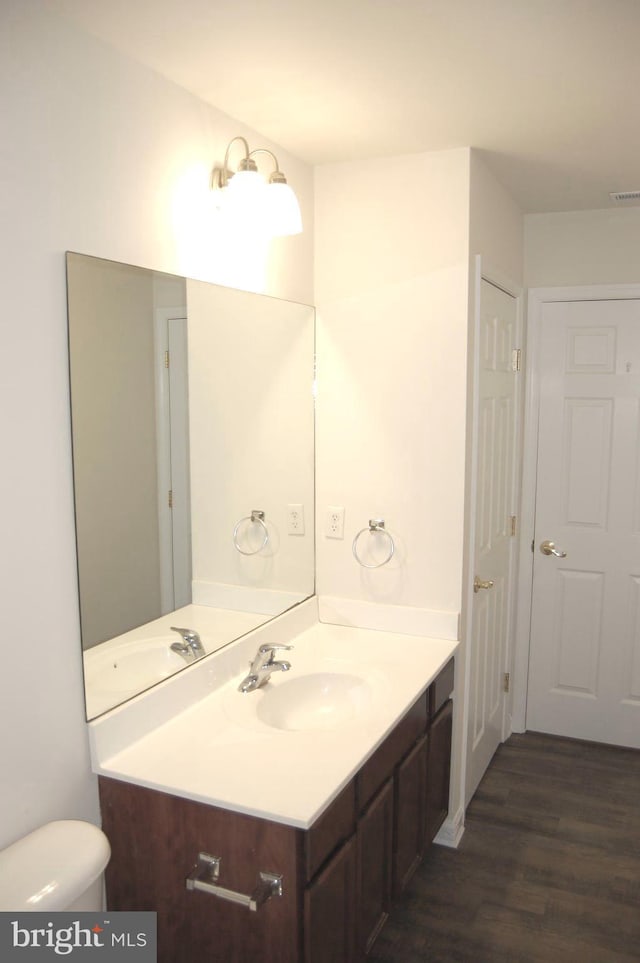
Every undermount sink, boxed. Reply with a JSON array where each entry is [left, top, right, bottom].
[[223, 662, 383, 732]]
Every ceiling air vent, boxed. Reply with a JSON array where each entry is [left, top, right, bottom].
[[609, 191, 640, 203]]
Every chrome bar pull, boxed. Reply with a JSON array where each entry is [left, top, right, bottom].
[[186, 854, 283, 912], [539, 540, 567, 558], [474, 576, 495, 593]]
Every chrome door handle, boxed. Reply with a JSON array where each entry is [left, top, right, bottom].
[[474, 576, 494, 593], [540, 540, 567, 558]]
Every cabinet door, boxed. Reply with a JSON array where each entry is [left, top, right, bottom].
[[304, 835, 357, 963], [357, 779, 393, 958], [393, 733, 427, 897], [99, 778, 300, 963], [425, 699, 453, 843]]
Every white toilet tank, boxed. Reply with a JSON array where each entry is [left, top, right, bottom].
[[0, 820, 111, 912]]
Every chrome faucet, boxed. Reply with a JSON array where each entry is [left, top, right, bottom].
[[238, 644, 293, 693], [170, 626, 206, 663]]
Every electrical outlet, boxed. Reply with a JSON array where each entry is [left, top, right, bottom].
[[325, 506, 345, 539], [287, 504, 305, 535]]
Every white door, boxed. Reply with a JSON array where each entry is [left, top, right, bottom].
[[527, 298, 640, 749], [466, 279, 521, 804]]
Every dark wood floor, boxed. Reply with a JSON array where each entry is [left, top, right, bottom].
[[369, 732, 640, 962]]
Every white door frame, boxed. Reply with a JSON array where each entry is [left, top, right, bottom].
[[460, 255, 523, 809], [512, 282, 640, 731], [153, 306, 188, 614]]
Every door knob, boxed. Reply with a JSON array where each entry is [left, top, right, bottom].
[[540, 540, 567, 558], [474, 576, 494, 593]]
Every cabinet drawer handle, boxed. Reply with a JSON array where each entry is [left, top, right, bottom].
[[186, 853, 283, 912]]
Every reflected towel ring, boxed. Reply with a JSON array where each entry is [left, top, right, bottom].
[[352, 519, 395, 569], [233, 510, 269, 556]]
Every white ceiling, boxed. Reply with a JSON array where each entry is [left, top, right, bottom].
[[46, 0, 640, 213]]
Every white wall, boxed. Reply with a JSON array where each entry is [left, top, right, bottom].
[[525, 207, 640, 287], [314, 149, 471, 622], [470, 151, 524, 286], [0, 0, 313, 849], [314, 148, 473, 840], [186, 280, 315, 610]]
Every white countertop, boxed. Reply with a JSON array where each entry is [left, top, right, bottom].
[[92, 616, 458, 830]]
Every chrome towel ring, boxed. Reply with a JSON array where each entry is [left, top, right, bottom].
[[233, 510, 269, 555], [352, 519, 395, 569]]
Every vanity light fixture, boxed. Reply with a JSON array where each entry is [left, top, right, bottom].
[[211, 136, 303, 237]]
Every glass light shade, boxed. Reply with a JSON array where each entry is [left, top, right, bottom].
[[223, 169, 268, 231], [226, 168, 264, 198], [265, 181, 303, 236]]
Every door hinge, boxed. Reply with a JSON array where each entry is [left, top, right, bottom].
[[503, 672, 511, 693], [168, 489, 173, 509], [509, 515, 517, 536], [511, 348, 522, 372], [165, 350, 170, 369]]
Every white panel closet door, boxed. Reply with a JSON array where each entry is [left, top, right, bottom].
[[466, 280, 520, 804], [527, 299, 640, 748]]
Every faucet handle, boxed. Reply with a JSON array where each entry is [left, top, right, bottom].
[[170, 627, 205, 663], [258, 643, 293, 655], [258, 643, 293, 664], [170, 626, 201, 644]]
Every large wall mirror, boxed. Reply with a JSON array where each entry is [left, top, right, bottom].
[[66, 253, 315, 720]]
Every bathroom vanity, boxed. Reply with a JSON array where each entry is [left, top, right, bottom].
[[69, 252, 458, 961], [91, 607, 456, 963]]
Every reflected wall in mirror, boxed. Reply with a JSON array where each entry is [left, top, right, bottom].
[[66, 253, 315, 720]]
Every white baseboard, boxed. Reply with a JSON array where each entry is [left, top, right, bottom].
[[318, 596, 459, 640], [433, 805, 465, 849]]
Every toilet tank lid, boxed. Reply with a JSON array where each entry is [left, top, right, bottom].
[[0, 820, 111, 912]]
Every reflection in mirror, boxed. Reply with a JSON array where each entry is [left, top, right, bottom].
[[66, 254, 315, 720]]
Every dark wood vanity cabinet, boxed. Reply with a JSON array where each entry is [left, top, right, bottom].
[[99, 658, 454, 963]]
